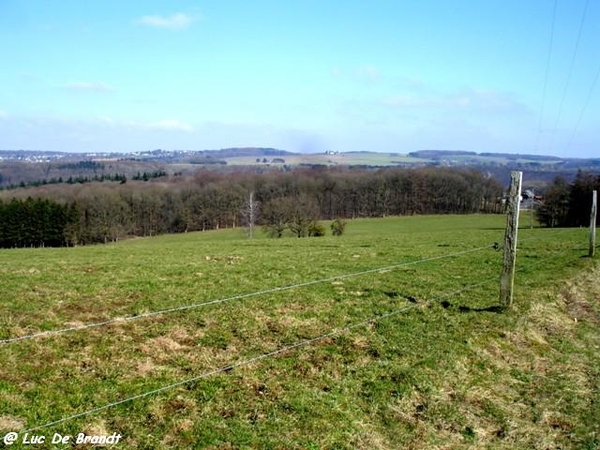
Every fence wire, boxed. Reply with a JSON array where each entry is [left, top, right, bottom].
[[1, 245, 493, 345], [10, 230, 587, 432], [23, 275, 497, 433]]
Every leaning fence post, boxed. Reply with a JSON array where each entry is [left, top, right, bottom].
[[500, 171, 522, 308], [590, 190, 597, 257]]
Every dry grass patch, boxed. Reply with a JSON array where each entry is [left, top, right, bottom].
[[0, 415, 25, 431], [562, 270, 600, 325]]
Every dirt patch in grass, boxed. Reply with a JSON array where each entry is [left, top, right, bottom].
[[0, 415, 25, 431]]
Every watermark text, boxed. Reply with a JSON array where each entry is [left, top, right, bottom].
[[3, 431, 122, 446]]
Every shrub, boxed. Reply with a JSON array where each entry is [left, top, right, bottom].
[[308, 221, 326, 237], [331, 218, 346, 236]]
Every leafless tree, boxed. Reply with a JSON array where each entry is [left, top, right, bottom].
[[241, 191, 260, 238]]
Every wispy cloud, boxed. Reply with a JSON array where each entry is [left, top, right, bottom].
[[136, 13, 194, 30], [382, 88, 528, 114], [355, 65, 380, 83], [64, 82, 115, 92], [100, 116, 113, 122], [18, 72, 39, 83], [395, 76, 425, 91], [330, 66, 343, 78], [329, 65, 381, 83], [94, 117, 194, 132], [0, 110, 8, 119], [149, 119, 194, 132]]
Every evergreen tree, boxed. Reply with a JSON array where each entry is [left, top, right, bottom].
[[537, 177, 570, 228], [566, 171, 599, 227]]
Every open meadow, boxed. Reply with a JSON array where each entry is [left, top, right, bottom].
[[0, 215, 598, 449]]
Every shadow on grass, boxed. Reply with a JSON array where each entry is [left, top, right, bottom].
[[440, 300, 506, 313], [363, 289, 419, 303]]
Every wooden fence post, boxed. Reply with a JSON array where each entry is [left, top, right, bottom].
[[590, 190, 597, 257], [500, 171, 522, 308]]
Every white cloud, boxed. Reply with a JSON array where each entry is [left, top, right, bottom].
[[136, 13, 194, 30], [355, 65, 380, 83], [382, 94, 431, 108], [0, 110, 8, 119], [150, 119, 194, 132], [91, 118, 194, 132], [64, 82, 115, 92], [395, 76, 425, 91], [382, 88, 527, 114], [98, 116, 116, 125], [330, 66, 343, 78], [466, 89, 525, 112]]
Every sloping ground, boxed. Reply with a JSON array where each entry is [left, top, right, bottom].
[[414, 264, 600, 450], [0, 219, 597, 449], [512, 263, 600, 448], [327, 263, 600, 450]]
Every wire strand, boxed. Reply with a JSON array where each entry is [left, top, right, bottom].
[[22, 276, 496, 433], [549, 0, 589, 153], [534, 0, 558, 152], [564, 62, 600, 154], [20, 240, 584, 432], [0, 245, 491, 345]]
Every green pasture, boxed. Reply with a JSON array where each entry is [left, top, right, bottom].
[[223, 152, 425, 166], [0, 215, 598, 449]]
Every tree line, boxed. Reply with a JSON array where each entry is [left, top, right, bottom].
[[537, 170, 600, 228], [0, 173, 128, 191], [1, 171, 170, 192], [0, 197, 79, 248], [0, 167, 504, 247]]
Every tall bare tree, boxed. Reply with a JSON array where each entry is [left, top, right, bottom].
[[241, 191, 260, 238]]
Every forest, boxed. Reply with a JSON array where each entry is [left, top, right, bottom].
[[0, 197, 77, 248], [537, 170, 600, 228], [0, 167, 503, 247], [1, 166, 598, 248]]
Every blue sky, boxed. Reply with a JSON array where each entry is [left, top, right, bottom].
[[0, 0, 598, 157]]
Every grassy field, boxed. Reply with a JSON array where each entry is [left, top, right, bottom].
[[212, 152, 560, 168], [0, 215, 598, 449], [222, 152, 426, 167]]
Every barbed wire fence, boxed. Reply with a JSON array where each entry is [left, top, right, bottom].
[[0, 245, 492, 345], [2, 171, 597, 433]]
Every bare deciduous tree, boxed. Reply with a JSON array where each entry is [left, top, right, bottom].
[[241, 191, 260, 238]]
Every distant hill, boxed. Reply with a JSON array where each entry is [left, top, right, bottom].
[[408, 150, 566, 163], [204, 148, 297, 158], [2, 148, 600, 189], [478, 152, 562, 162], [408, 150, 477, 159]]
